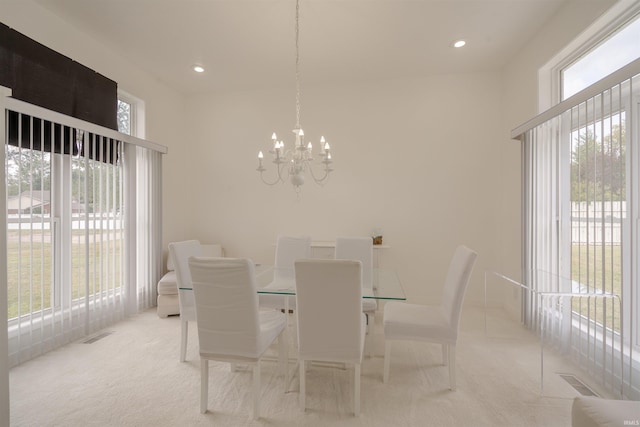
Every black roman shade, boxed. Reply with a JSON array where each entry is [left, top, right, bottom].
[[1, 21, 120, 164], [7, 110, 79, 156]]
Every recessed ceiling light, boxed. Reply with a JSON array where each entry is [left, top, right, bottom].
[[193, 65, 205, 73], [453, 40, 466, 48]]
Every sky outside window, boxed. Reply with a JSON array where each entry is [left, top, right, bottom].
[[562, 15, 640, 100]]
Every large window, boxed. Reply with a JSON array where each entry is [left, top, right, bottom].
[[6, 115, 125, 361], [5, 91, 163, 367], [6, 97, 136, 327], [520, 11, 640, 398], [561, 14, 639, 338], [521, 72, 639, 399]]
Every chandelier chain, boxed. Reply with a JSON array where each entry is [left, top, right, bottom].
[[295, 0, 301, 129]]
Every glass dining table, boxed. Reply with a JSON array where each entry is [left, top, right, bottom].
[[180, 264, 406, 301], [254, 265, 406, 301]]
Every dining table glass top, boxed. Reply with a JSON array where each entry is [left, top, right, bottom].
[[254, 265, 406, 301], [181, 264, 406, 301]]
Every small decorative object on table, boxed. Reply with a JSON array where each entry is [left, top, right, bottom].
[[371, 228, 383, 245]]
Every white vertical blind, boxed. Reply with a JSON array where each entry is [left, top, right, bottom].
[[3, 96, 166, 367], [516, 60, 639, 399], [0, 86, 11, 427], [522, 118, 564, 331], [134, 146, 163, 312]]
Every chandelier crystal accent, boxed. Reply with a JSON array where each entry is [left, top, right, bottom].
[[256, 0, 333, 192]]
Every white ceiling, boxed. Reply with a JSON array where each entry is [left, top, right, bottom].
[[34, 0, 569, 96]]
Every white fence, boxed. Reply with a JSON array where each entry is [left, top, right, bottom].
[[571, 201, 624, 245], [7, 214, 123, 231]]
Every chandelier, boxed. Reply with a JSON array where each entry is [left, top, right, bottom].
[[256, 0, 333, 192]]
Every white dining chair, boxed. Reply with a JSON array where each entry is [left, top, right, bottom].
[[189, 256, 288, 419], [383, 245, 477, 390], [259, 235, 311, 312], [335, 236, 376, 355], [168, 240, 222, 362], [295, 259, 366, 416]]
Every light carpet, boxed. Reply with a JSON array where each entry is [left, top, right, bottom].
[[10, 307, 601, 426]]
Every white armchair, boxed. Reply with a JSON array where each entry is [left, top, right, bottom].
[[572, 396, 640, 427], [156, 253, 179, 318], [158, 243, 224, 320]]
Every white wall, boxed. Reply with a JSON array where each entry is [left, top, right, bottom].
[[184, 73, 503, 305]]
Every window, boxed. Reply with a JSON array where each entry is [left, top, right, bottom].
[[521, 73, 639, 399], [117, 99, 131, 135], [560, 14, 639, 339], [117, 91, 144, 138], [6, 115, 125, 351], [562, 15, 640, 99], [520, 12, 640, 399], [5, 90, 163, 367]]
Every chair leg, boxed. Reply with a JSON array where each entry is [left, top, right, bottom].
[[354, 363, 361, 416], [448, 345, 456, 391], [278, 330, 289, 391], [367, 312, 375, 357], [180, 319, 188, 362], [383, 341, 391, 383], [299, 360, 306, 411], [200, 359, 208, 414], [252, 363, 261, 420], [442, 344, 448, 366], [289, 298, 298, 349]]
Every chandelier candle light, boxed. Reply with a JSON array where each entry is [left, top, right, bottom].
[[256, 0, 334, 192]]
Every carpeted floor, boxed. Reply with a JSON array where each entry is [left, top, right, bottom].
[[9, 306, 604, 426]]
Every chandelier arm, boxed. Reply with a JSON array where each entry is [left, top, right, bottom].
[[258, 171, 283, 186], [258, 160, 287, 185], [306, 162, 331, 185]]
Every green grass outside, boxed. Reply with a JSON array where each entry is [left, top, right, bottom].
[[571, 244, 622, 332], [6, 234, 623, 332], [7, 229, 123, 320]]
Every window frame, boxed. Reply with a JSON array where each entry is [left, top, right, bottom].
[[538, 1, 640, 112], [117, 90, 145, 139]]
